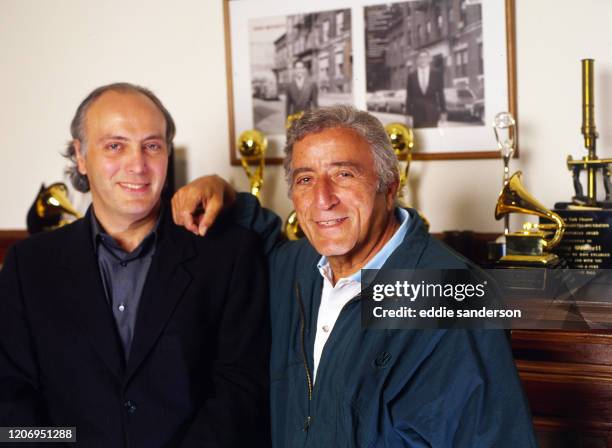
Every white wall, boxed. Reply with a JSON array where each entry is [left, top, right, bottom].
[[1, 0, 611, 232]]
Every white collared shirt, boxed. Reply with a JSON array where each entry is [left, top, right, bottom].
[[418, 67, 429, 94], [312, 208, 410, 382]]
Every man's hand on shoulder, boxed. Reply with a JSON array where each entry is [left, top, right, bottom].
[[171, 175, 236, 237]]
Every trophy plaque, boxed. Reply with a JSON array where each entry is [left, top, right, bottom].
[[495, 171, 565, 267], [550, 59, 612, 269], [237, 129, 267, 199]]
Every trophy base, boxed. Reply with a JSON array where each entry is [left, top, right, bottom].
[[506, 233, 545, 257], [487, 241, 505, 262], [555, 201, 612, 210], [497, 253, 561, 268]]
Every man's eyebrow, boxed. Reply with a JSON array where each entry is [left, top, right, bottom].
[[142, 134, 165, 141], [291, 161, 362, 178], [329, 161, 361, 169], [98, 135, 129, 142], [292, 167, 313, 178], [97, 134, 165, 142]]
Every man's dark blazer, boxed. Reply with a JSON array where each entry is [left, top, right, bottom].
[[285, 78, 318, 117], [405, 67, 446, 128], [0, 205, 270, 447]]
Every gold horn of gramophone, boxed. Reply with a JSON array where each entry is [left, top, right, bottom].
[[27, 182, 82, 234], [237, 129, 267, 198], [495, 171, 565, 266]]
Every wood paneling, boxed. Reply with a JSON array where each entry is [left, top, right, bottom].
[[512, 330, 612, 438]]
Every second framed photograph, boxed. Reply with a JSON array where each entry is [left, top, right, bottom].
[[225, 0, 516, 164]]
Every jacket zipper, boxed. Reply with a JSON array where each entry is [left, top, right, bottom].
[[295, 283, 313, 431], [296, 283, 363, 434]]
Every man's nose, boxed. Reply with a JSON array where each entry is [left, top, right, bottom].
[[125, 148, 147, 173], [313, 177, 339, 209]]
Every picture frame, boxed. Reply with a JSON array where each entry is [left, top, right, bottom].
[[224, 0, 516, 164]]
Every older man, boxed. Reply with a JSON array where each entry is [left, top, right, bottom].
[[0, 83, 270, 447], [172, 106, 537, 447]]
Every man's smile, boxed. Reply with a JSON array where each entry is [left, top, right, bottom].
[[314, 217, 348, 228], [118, 181, 150, 193]]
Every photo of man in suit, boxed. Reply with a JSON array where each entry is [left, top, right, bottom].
[[286, 60, 319, 118], [405, 50, 447, 128], [0, 83, 270, 447]]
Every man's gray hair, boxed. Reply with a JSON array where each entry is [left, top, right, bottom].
[[283, 105, 399, 193], [63, 82, 176, 192]]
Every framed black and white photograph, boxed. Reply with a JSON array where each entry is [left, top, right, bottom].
[[248, 10, 353, 136], [364, 0, 515, 159], [225, 0, 515, 163]]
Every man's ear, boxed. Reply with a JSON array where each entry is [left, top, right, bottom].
[[386, 181, 399, 209], [73, 140, 87, 175]]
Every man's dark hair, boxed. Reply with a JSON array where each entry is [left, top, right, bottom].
[[63, 82, 176, 192]]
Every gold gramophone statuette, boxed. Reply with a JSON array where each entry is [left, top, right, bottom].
[[495, 171, 565, 266], [27, 182, 82, 233], [237, 129, 267, 199], [385, 122, 414, 206]]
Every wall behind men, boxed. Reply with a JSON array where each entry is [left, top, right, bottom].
[[1, 0, 611, 233]]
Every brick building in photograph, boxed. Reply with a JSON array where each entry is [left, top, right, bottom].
[[366, 0, 484, 98], [273, 9, 352, 95]]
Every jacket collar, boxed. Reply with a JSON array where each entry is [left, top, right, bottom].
[[376, 208, 430, 270], [58, 204, 196, 383], [293, 208, 430, 361]]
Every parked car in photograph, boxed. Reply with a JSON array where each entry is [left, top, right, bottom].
[[367, 90, 393, 111], [367, 89, 406, 114], [471, 97, 484, 122], [444, 87, 483, 122], [385, 89, 406, 114], [252, 71, 279, 100]]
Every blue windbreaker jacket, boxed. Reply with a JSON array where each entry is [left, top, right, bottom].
[[231, 193, 537, 448]]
